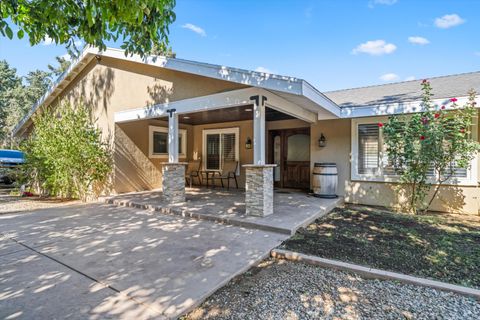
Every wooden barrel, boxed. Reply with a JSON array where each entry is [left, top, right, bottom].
[[312, 163, 338, 198]]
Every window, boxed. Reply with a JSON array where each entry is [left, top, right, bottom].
[[202, 128, 239, 172], [351, 117, 478, 185], [149, 126, 187, 158], [357, 124, 380, 174]]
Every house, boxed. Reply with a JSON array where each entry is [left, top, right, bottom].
[[13, 47, 480, 215]]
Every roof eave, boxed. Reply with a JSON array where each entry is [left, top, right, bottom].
[[12, 48, 97, 136]]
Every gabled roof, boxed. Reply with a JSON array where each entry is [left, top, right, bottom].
[[324, 71, 480, 108], [12, 47, 340, 136]]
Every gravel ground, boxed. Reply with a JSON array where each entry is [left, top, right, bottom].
[[185, 259, 480, 320], [0, 187, 81, 214]]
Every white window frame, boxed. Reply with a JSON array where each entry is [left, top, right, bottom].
[[202, 127, 240, 173], [149, 125, 187, 159], [351, 117, 478, 186]]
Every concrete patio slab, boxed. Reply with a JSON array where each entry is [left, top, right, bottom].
[[107, 188, 343, 235], [0, 203, 288, 319]]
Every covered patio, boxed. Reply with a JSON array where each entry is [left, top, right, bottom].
[[114, 83, 340, 217], [107, 187, 342, 235]]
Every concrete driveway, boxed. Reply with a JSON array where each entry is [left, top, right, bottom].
[[0, 203, 287, 319]]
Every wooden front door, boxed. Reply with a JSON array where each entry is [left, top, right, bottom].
[[269, 128, 310, 189]]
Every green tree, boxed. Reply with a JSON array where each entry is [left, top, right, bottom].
[[383, 80, 480, 213], [0, 62, 51, 147], [48, 47, 80, 78], [0, 60, 22, 144], [22, 102, 112, 201], [0, 0, 176, 57]]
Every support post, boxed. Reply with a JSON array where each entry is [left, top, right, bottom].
[[251, 95, 266, 165], [243, 164, 276, 217], [163, 109, 185, 204], [167, 109, 179, 163]]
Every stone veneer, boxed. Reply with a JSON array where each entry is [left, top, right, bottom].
[[243, 164, 276, 217], [161, 163, 187, 204]]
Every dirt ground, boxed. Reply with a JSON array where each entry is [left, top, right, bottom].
[[0, 186, 81, 214], [282, 205, 480, 288]]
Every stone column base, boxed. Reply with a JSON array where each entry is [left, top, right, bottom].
[[161, 163, 187, 204], [243, 164, 276, 217]]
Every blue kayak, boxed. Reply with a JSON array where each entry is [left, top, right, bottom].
[[0, 149, 25, 167]]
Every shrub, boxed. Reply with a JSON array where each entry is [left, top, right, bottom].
[[383, 80, 480, 214], [22, 102, 112, 201]]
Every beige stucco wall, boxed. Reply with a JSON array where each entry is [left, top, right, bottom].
[[310, 116, 480, 215], [49, 57, 246, 193], [114, 119, 193, 193]]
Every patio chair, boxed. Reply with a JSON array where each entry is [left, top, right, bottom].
[[185, 159, 202, 188], [212, 161, 239, 190]]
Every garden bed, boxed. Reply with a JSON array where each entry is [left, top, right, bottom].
[[282, 205, 480, 289]]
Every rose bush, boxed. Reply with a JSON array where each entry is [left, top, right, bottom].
[[382, 80, 479, 214]]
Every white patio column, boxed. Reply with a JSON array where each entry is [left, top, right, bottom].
[[168, 109, 179, 163], [162, 108, 186, 204], [243, 95, 275, 217], [252, 95, 266, 165]]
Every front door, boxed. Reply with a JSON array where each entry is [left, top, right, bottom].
[[269, 128, 310, 189]]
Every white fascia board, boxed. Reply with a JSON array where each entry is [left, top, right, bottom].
[[341, 96, 480, 118], [114, 87, 261, 123], [260, 89, 317, 123], [88, 47, 304, 94], [115, 87, 319, 124], [301, 81, 342, 118]]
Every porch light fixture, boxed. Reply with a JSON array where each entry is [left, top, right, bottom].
[[245, 137, 252, 149], [245, 108, 252, 112], [183, 116, 190, 119], [318, 133, 327, 148]]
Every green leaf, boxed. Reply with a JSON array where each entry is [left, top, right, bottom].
[[0, 0, 176, 56], [17, 29, 24, 39], [5, 25, 13, 39]]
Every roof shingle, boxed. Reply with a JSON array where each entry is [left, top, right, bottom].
[[324, 71, 480, 108]]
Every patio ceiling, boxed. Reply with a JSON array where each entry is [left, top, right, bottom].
[[157, 105, 295, 125]]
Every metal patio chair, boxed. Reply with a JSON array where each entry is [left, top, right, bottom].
[[185, 159, 202, 188], [212, 161, 239, 190]]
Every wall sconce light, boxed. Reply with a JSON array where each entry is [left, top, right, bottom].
[[245, 137, 252, 149], [318, 133, 327, 148]]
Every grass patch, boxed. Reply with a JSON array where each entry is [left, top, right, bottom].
[[282, 205, 480, 288]]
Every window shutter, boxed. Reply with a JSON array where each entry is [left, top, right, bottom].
[[222, 133, 236, 162], [358, 124, 379, 174]]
